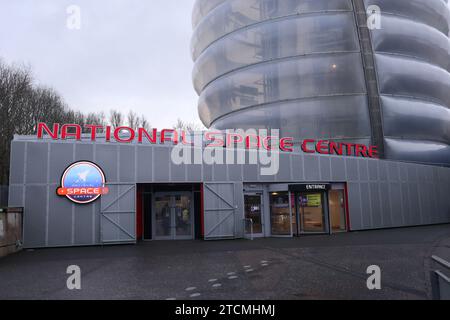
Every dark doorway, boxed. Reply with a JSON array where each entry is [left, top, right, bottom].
[[137, 184, 202, 241]]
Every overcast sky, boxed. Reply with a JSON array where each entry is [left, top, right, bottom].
[[0, 0, 200, 128]]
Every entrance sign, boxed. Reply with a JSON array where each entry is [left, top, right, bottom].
[[289, 184, 331, 192]]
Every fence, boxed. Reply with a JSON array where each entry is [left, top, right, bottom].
[[0, 207, 23, 258], [430, 255, 450, 300]]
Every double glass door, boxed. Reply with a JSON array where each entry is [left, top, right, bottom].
[[296, 192, 327, 234], [293, 190, 347, 235], [153, 192, 193, 240]]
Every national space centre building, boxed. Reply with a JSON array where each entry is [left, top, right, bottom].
[[7, 0, 450, 248]]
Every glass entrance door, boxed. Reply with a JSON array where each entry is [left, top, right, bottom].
[[270, 192, 292, 236], [173, 194, 192, 239], [154, 195, 172, 239], [297, 193, 326, 234], [153, 192, 193, 240], [328, 190, 347, 232], [244, 193, 263, 236]]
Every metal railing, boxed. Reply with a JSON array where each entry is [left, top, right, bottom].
[[430, 255, 450, 300], [243, 218, 254, 241]]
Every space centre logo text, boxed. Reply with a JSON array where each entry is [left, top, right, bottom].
[[57, 161, 109, 204]]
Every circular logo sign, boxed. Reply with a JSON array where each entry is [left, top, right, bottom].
[[57, 161, 108, 204]]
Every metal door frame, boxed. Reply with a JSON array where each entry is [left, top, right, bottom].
[[244, 192, 265, 238], [152, 191, 194, 240]]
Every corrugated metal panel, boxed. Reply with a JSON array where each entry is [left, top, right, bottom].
[[203, 182, 238, 240], [100, 183, 136, 244]]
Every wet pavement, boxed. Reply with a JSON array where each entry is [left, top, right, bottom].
[[0, 224, 449, 300]]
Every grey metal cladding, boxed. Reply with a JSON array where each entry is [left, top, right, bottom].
[[96, 144, 118, 182], [378, 161, 388, 181], [369, 183, 382, 228], [379, 182, 392, 226], [25, 142, 48, 184], [75, 143, 94, 162], [153, 146, 170, 182], [347, 182, 363, 230], [47, 193, 73, 246], [389, 182, 403, 226], [227, 163, 243, 181], [291, 154, 304, 181], [358, 160, 369, 181], [319, 156, 331, 181], [49, 143, 74, 184], [118, 145, 135, 183], [275, 155, 291, 182], [8, 185, 23, 207], [187, 164, 203, 182], [136, 146, 153, 183], [24, 185, 47, 247], [213, 163, 228, 182], [408, 183, 421, 224], [304, 155, 320, 181], [192, 0, 450, 166], [9, 141, 25, 184], [359, 182, 371, 228], [346, 158, 359, 181], [331, 157, 346, 181], [8, 138, 450, 247], [74, 203, 94, 245], [368, 160, 378, 181], [203, 161, 213, 181]]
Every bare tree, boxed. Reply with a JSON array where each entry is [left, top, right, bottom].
[[109, 110, 123, 129], [85, 111, 106, 127], [0, 59, 160, 185], [172, 118, 204, 131], [139, 114, 151, 131], [127, 110, 139, 130], [0, 61, 70, 185]]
